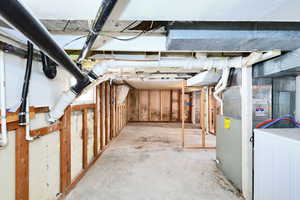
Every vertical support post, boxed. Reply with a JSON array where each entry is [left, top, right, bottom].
[[241, 66, 253, 200], [99, 83, 103, 150], [60, 106, 71, 193], [82, 109, 88, 169], [160, 90, 163, 121], [16, 127, 29, 200], [110, 83, 114, 140], [105, 82, 109, 145], [200, 87, 206, 147], [181, 80, 186, 148], [178, 90, 181, 122], [170, 90, 173, 121], [94, 86, 99, 156], [148, 90, 151, 121]]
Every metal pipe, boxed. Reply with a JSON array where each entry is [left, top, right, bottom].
[[19, 41, 33, 126], [0, 0, 90, 92], [0, 50, 8, 147], [77, 0, 118, 64]]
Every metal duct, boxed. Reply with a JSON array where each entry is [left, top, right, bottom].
[[0, 0, 90, 94], [77, 0, 118, 64]]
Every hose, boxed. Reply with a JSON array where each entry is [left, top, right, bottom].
[[19, 41, 33, 125], [256, 115, 300, 129]]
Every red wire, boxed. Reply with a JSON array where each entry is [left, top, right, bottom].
[[256, 118, 292, 128]]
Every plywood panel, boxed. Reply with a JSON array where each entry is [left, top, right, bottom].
[[87, 110, 95, 164], [149, 90, 161, 121], [128, 90, 139, 121], [139, 90, 149, 121], [172, 90, 180, 121], [0, 131, 16, 200], [29, 132, 60, 200], [184, 93, 192, 122], [161, 90, 171, 121], [71, 111, 83, 180]]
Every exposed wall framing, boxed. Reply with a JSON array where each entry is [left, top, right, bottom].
[[3, 80, 129, 200], [128, 89, 191, 123]]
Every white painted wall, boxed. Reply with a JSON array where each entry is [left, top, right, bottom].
[[0, 131, 16, 200]]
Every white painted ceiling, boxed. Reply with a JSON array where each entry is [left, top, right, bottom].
[[22, 0, 300, 22]]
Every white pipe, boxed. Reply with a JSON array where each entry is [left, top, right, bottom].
[[0, 50, 8, 147], [49, 76, 109, 123], [25, 97, 34, 141], [91, 57, 244, 77], [296, 76, 300, 122], [213, 68, 230, 115]]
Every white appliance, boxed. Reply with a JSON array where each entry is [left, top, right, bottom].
[[254, 128, 300, 200]]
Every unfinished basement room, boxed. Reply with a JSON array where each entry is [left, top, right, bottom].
[[1, 0, 300, 200]]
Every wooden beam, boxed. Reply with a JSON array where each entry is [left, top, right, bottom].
[[148, 90, 151, 121], [181, 80, 186, 148], [30, 122, 61, 137], [94, 86, 99, 157], [71, 104, 95, 111], [170, 90, 173, 121], [105, 82, 109, 145], [160, 90, 163, 121], [99, 83, 104, 151], [110, 84, 114, 140], [82, 109, 88, 169], [178, 90, 181, 122], [60, 106, 71, 193], [15, 127, 29, 200]]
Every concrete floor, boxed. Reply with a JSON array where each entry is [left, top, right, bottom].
[[66, 123, 243, 200]]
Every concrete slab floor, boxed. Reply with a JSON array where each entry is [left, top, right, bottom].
[[66, 123, 243, 200]]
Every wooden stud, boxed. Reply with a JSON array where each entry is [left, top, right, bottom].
[[105, 82, 109, 145], [148, 90, 151, 121], [30, 122, 61, 137], [16, 127, 29, 200], [170, 90, 173, 121], [60, 106, 71, 193], [71, 104, 95, 111], [94, 86, 99, 156], [178, 90, 181, 122], [110, 84, 114, 140], [82, 109, 88, 169], [160, 90, 163, 121], [181, 81, 186, 148], [99, 83, 104, 150]]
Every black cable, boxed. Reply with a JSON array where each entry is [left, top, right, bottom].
[[19, 41, 33, 125]]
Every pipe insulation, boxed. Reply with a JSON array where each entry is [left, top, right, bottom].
[[0, 0, 90, 94], [77, 0, 118, 64], [90, 57, 244, 78], [213, 68, 230, 115], [0, 51, 8, 147], [296, 76, 300, 122]]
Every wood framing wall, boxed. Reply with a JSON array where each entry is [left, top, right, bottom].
[[128, 89, 192, 123], [0, 81, 129, 200]]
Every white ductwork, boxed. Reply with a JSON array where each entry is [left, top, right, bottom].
[[187, 70, 221, 86], [0, 51, 8, 148], [49, 76, 109, 123], [213, 68, 230, 115], [91, 57, 244, 77]]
